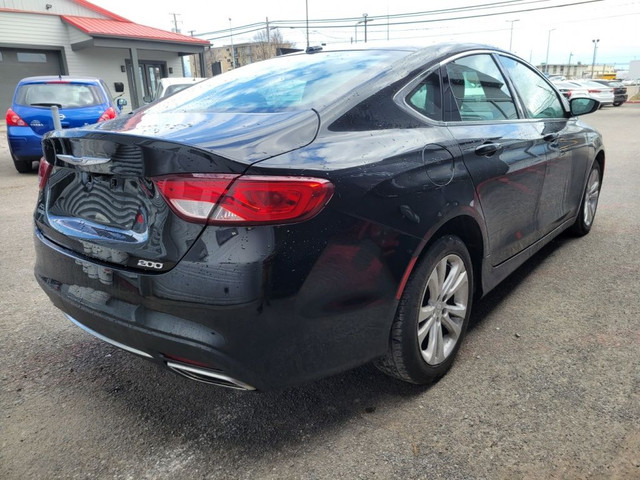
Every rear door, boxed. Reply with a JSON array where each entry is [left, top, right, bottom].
[[442, 53, 548, 266]]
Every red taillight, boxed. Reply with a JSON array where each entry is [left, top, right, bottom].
[[38, 157, 53, 190], [98, 107, 117, 122], [6, 108, 27, 127], [154, 174, 334, 226]]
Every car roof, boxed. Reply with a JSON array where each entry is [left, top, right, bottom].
[[17, 76, 103, 85]]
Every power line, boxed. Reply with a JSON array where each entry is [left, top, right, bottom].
[[200, 0, 604, 42]]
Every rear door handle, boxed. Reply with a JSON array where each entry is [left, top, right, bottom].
[[475, 143, 502, 157], [543, 133, 559, 142]]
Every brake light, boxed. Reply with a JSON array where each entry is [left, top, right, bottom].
[[154, 174, 334, 225], [6, 108, 27, 127], [97, 107, 117, 122], [38, 157, 53, 190]]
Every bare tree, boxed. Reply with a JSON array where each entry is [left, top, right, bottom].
[[252, 29, 292, 61]]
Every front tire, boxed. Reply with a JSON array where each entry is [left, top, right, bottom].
[[570, 162, 602, 237], [376, 235, 474, 384]]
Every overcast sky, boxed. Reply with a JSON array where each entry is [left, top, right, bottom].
[[91, 0, 640, 68]]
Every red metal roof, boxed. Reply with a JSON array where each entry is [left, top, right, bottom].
[[62, 15, 210, 45]]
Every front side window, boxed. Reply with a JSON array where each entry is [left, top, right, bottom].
[[445, 54, 518, 122], [406, 72, 442, 121], [498, 55, 564, 119]]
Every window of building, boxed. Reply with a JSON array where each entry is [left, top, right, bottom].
[[17, 52, 47, 63]]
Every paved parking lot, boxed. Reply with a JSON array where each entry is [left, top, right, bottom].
[[1, 106, 639, 479]]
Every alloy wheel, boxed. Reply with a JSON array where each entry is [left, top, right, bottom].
[[417, 254, 469, 365], [583, 168, 600, 227]]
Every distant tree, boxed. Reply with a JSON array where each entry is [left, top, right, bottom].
[[252, 29, 293, 61]]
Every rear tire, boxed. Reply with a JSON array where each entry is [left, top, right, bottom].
[[570, 162, 602, 237], [613, 102, 622, 107], [13, 157, 33, 173], [375, 235, 474, 384]]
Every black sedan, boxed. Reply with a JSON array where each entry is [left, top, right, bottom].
[[34, 44, 604, 390], [592, 79, 628, 106]]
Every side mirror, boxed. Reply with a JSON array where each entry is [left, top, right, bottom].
[[116, 98, 128, 108], [570, 98, 600, 116], [113, 82, 125, 93], [143, 95, 152, 104]]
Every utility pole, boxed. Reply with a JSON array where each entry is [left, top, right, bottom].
[[507, 19, 519, 51], [229, 18, 235, 70], [169, 13, 181, 33], [591, 39, 600, 79], [363, 13, 369, 43], [266, 17, 270, 56]]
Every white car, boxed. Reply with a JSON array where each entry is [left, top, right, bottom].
[[151, 77, 206, 101], [552, 81, 590, 101], [572, 80, 614, 106]]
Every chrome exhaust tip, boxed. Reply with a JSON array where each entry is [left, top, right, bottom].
[[166, 361, 255, 391]]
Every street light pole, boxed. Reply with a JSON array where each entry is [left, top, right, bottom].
[[591, 39, 600, 79], [507, 19, 519, 51], [544, 28, 555, 74]]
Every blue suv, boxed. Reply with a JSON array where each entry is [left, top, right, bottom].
[[6, 76, 126, 173]]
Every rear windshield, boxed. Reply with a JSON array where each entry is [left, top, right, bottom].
[[148, 50, 407, 114], [15, 83, 105, 108]]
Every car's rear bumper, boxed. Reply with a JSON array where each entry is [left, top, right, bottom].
[[34, 219, 408, 390], [7, 126, 42, 160]]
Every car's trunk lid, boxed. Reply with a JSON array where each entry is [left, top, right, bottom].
[[35, 109, 319, 272]]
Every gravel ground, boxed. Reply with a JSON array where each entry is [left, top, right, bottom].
[[1, 106, 638, 480]]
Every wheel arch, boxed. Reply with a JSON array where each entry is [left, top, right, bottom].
[[595, 149, 605, 176], [396, 213, 487, 301]]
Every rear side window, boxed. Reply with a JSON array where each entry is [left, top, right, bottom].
[[498, 55, 564, 119], [445, 54, 518, 121], [15, 83, 105, 108], [406, 72, 442, 121], [148, 50, 406, 113]]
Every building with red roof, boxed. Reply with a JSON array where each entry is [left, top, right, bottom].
[[0, 0, 209, 110]]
